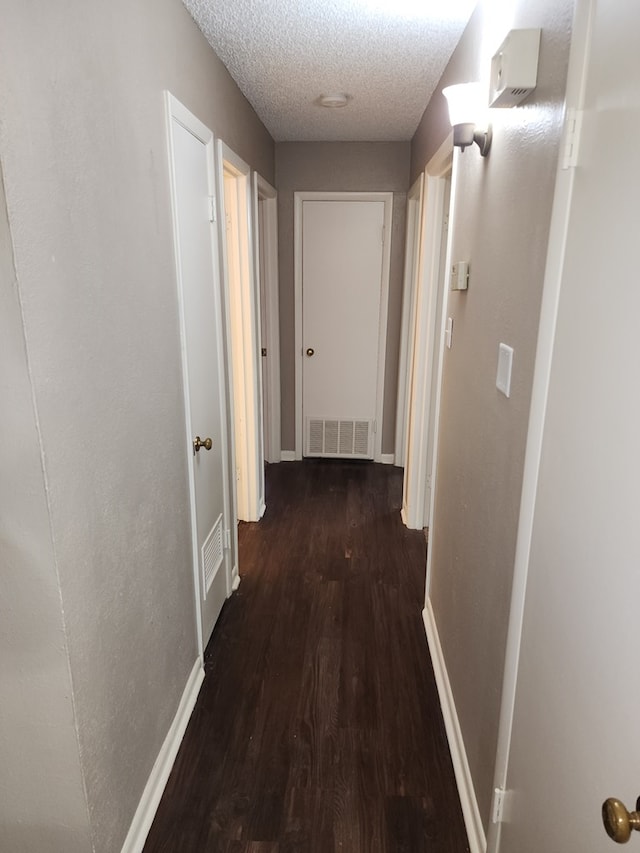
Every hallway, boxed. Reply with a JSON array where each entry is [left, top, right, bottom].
[[144, 461, 468, 852]]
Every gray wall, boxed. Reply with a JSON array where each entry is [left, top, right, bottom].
[[411, 0, 573, 829], [275, 142, 411, 455], [0, 1, 273, 851], [1, 166, 92, 853]]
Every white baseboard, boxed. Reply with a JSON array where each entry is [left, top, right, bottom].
[[423, 600, 486, 853], [380, 453, 395, 465], [231, 567, 241, 591], [120, 658, 205, 853], [258, 500, 266, 519]]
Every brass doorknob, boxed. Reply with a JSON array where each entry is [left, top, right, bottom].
[[306, 347, 315, 356], [193, 436, 213, 454], [602, 798, 640, 843]]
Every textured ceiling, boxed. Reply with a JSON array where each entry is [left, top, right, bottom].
[[182, 0, 476, 142]]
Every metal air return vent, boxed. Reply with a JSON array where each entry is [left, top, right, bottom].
[[305, 417, 373, 459], [202, 513, 223, 597]]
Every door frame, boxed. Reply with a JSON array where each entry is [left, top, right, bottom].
[[252, 173, 281, 464], [486, 3, 593, 850], [401, 137, 453, 530], [293, 191, 393, 462], [395, 173, 424, 467], [216, 141, 265, 522], [164, 93, 234, 659]]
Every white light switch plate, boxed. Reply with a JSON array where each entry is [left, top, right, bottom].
[[445, 317, 453, 349], [497, 343, 514, 397]]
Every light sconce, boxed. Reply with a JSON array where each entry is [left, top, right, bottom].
[[442, 82, 492, 157]]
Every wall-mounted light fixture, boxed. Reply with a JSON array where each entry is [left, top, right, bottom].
[[442, 82, 492, 157]]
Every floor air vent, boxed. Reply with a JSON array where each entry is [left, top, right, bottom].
[[202, 513, 223, 597], [305, 418, 373, 459]]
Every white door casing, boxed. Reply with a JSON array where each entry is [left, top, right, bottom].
[[217, 142, 265, 522], [402, 138, 453, 531], [395, 174, 424, 467], [422, 176, 451, 529], [294, 192, 392, 461], [489, 2, 640, 851], [253, 173, 281, 464], [165, 94, 232, 654]]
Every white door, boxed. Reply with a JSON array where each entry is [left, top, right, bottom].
[[301, 197, 389, 460], [494, 3, 640, 851], [167, 98, 230, 652]]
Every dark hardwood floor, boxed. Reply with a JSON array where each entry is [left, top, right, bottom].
[[144, 460, 469, 853]]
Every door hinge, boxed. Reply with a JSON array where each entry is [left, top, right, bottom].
[[261, 347, 267, 357], [224, 528, 231, 550], [208, 195, 217, 222], [561, 108, 583, 170], [491, 787, 513, 824]]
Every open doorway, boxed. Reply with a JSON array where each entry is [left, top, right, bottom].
[[217, 142, 265, 523], [253, 174, 281, 465], [399, 137, 453, 531]]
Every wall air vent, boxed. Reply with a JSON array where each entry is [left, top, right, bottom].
[[305, 417, 373, 459], [202, 513, 223, 597]]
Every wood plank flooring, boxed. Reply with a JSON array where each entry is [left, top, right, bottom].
[[144, 461, 469, 853]]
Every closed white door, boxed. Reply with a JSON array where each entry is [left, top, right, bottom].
[[301, 198, 387, 459], [168, 102, 230, 650], [495, 3, 640, 851]]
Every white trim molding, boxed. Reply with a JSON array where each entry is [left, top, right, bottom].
[[380, 453, 395, 465], [423, 600, 486, 853], [217, 141, 264, 523], [293, 191, 393, 463], [402, 136, 453, 531], [395, 174, 424, 467], [231, 565, 241, 591], [280, 450, 296, 462], [120, 659, 205, 853], [253, 173, 281, 464]]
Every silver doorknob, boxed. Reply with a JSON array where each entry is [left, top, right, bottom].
[[602, 798, 640, 843], [306, 347, 315, 356], [193, 436, 213, 454]]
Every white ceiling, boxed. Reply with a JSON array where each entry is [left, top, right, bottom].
[[182, 0, 477, 142]]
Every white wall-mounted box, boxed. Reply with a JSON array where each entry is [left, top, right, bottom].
[[451, 261, 469, 291], [489, 29, 541, 108]]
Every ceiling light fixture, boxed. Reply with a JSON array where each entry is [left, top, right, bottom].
[[442, 82, 492, 157], [317, 93, 350, 108]]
